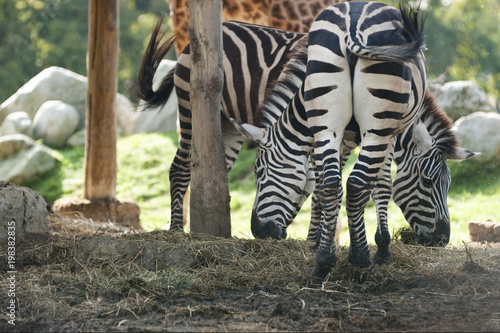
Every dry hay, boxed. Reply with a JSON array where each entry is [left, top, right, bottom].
[[1, 216, 500, 331]]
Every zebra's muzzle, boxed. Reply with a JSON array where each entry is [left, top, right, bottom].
[[417, 219, 450, 247], [251, 209, 287, 240]]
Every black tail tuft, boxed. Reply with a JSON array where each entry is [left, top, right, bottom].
[[128, 17, 177, 111], [348, 4, 426, 65]]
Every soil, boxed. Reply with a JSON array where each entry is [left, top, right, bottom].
[[1, 214, 499, 332]]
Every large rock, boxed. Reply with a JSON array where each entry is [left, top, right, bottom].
[[116, 94, 137, 136], [0, 134, 56, 184], [469, 221, 500, 242], [0, 134, 34, 160], [430, 81, 495, 121], [66, 129, 86, 148], [0, 66, 137, 135], [0, 111, 33, 137], [33, 100, 79, 148], [133, 60, 178, 133], [0, 182, 50, 242], [452, 112, 500, 162]]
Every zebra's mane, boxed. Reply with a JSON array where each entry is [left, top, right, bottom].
[[419, 89, 460, 158], [254, 36, 309, 128]]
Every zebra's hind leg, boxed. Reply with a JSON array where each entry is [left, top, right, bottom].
[[311, 161, 344, 284], [307, 187, 321, 248], [372, 144, 395, 264], [169, 151, 191, 230], [345, 168, 373, 267]]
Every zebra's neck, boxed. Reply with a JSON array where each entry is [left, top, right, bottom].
[[256, 37, 308, 128], [268, 84, 314, 155], [395, 89, 460, 163]]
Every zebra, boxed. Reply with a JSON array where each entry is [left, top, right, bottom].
[[231, 1, 476, 281], [233, 80, 476, 278], [133, 19, 309, 231]]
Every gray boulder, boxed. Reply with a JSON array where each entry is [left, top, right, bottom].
[[430, 81, 495, 121], [452, 112, 500, 162], [0, 182, 49, 242], [33, 100, 80, 148], [66, 129, 86, 148], [0, 134, 34, 160], [133, 60, 178, 133], [0, 66, 136, 135], [0, 111, 33, 137], [0, 134, 56, 184]]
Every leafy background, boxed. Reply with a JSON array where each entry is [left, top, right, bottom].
[[1, 0, 499, 103]]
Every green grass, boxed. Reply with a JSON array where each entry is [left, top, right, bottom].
[[26, 132, 499, 245]]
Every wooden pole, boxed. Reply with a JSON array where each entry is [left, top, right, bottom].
[[188, 0, 231, 237], [84, 0, 119, 199]]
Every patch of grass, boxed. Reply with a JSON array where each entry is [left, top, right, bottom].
[[26, 132, 499, 245], [23, 147, 85, 203]]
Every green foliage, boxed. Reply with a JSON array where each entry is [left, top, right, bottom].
[[0, 0, 173, 103], [1, 0, 498, 103], [377, 0, 500, 98], [429, 0, 500, 96], [23, 146, 85, 203]]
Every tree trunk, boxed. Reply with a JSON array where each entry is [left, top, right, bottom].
[[84, 0, 119, 199], [188, 0, 231, 237]]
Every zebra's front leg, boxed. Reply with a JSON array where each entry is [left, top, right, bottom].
[[372, 146, 394, 264]]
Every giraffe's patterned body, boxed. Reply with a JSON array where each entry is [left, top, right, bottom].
[[167, 0, 348, 55]]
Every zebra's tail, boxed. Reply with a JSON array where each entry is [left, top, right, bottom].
[[129, 17, 176, 111], [347, 5, 425, 64]]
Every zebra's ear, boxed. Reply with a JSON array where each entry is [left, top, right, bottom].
[[447, 147, 479, 161], [230, 118, 268, 146], [412, 119, 433, 156]]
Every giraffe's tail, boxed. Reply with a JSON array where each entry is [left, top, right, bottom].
[[129, 17, 176, 111]]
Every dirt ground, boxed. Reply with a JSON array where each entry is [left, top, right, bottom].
[[1, 214, 499, 332]]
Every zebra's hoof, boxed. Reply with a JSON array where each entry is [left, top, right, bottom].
[[311, 264, 332, 285], [169, 223, 184, 231], [311, 251, 336, 284], [374, 247, 392, 265], [348, 250, 372, 267]]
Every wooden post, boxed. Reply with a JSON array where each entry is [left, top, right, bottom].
[[188, 0, 231, 237], [84, 0, 119, 199]]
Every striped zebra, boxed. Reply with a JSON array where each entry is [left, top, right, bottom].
[[134, 19, 308, 231], [231, 1, 476, 281]]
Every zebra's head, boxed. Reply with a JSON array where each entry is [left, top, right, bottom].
[[230, 118, 314, 239], [393, 91, 477, 246]]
